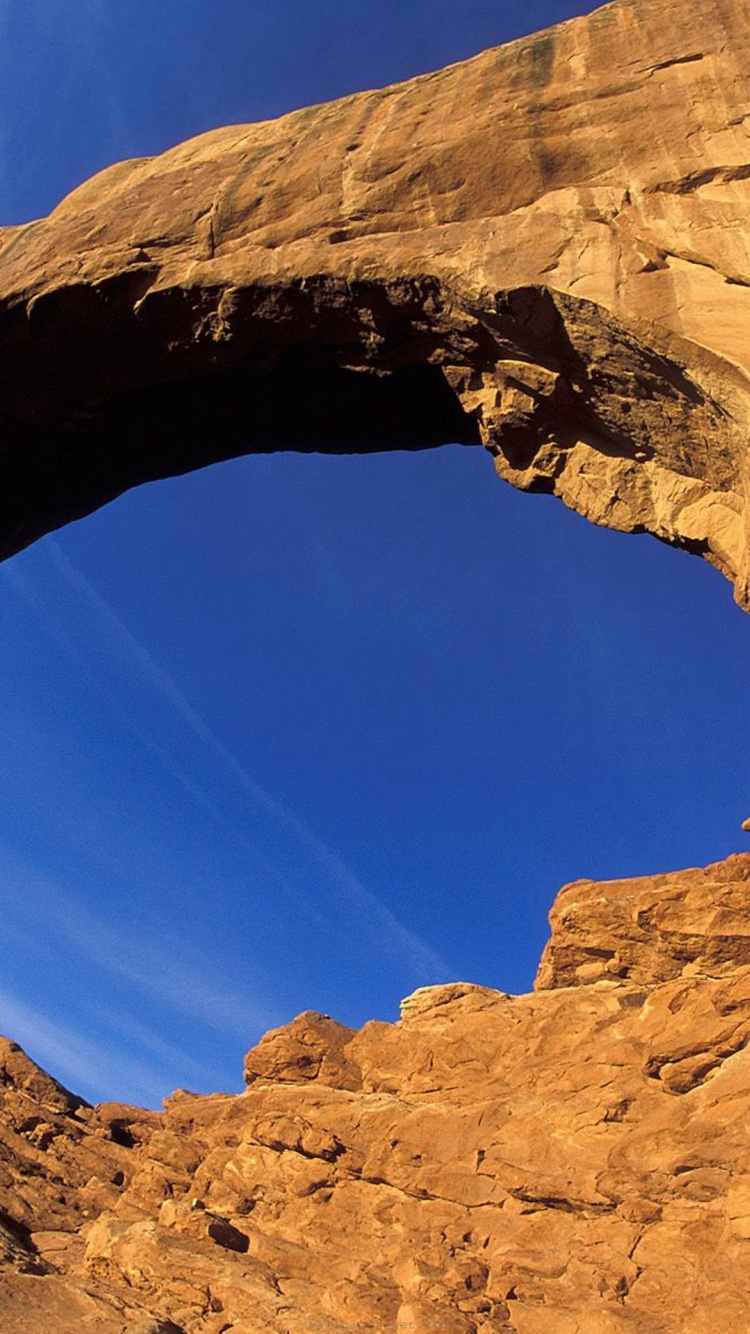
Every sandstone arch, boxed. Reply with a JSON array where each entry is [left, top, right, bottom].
[[0, 0, 748, 609], [4, 1, 750, 1329]]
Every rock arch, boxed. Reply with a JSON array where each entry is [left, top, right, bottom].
[[0, 0, 748, 608]]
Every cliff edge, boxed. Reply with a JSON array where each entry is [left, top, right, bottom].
[[3, 854, 750, 1332]]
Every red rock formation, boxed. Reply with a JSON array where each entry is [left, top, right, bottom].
[[0, 0, 749, 610], [1, 1, 749, 1328], [3, 854, 750, 1331]]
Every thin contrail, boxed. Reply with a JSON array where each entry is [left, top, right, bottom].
[[0, 983, 187, 1107], [5, 538, 451, 981], [0, 847, 276, 1037]]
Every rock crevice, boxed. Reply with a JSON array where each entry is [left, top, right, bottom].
[[0, 0, 749, 609], [4, 855, 750, 1330]]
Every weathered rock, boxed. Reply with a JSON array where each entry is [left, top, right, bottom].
[[3, 853, 750, 1330], [536, 852, 750, 988], [2, 0, 750, 1328], [0, 0, 749, 609], [243, 1010, 361, 1090]]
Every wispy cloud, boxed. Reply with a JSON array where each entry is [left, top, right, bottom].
[[87, 1005, 238, 1093], [0, 847, 276, 1039], [0, 984, 179, 1107], [4, 538, 450, 982]]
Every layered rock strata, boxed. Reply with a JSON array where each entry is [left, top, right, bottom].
[[3, 853, 750, 1332], [0, 0, 749, 607]]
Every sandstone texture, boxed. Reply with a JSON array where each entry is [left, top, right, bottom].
[[3, 1, 750, 1329], [0, 0, 748, 606], [2, 853, 750, 1332]]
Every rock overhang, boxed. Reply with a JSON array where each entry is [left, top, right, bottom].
[[0, 0, 748, 609]]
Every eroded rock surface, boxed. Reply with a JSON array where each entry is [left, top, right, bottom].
[[0, 0, 749, 606], [2, 0, 750, 1328], [2, 853, 750, 1332]]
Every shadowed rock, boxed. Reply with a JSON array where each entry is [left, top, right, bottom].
[[2, 0, 750, 1328], [0, 0, 749, 609]]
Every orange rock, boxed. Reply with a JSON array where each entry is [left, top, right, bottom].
[[1, 0, 749, 1328], [0, 0, 749, 612], [3, 853, 750, 1329]]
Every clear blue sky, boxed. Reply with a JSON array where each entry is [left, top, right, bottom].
[[1, 0, 749, 1108]]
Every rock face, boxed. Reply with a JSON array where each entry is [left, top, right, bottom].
[[3, 853, 750, 1332], [0, 0, 749, 607], [2, 1, 750, 1328]]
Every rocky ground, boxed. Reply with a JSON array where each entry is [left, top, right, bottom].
[[3, 852, 750, 1332], [2, 0, 750, 1328]]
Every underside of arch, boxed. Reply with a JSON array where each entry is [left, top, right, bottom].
[[0, 0, 748, 606]]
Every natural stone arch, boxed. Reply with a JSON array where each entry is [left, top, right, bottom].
[[3, 2, 750, 1330], [0, 0, 748, 608]]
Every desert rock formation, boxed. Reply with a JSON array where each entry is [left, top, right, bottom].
[[2, 1, 750, 1330], [2, 853, 750, 1332], [0, 0, 749, 608]]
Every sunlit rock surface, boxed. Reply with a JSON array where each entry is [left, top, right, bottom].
[[2, 853, 750, 1331], [2, 0, 750, 1328], [0, 0, 749, 609]]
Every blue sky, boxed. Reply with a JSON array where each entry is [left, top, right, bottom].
[[1, 0, 749, 1107]]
